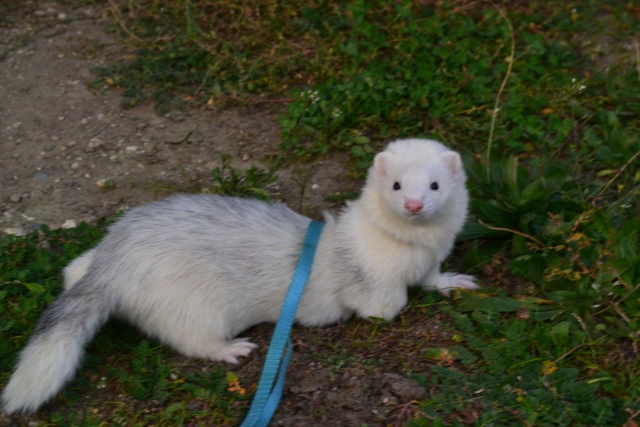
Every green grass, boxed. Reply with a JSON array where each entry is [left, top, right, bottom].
[[2, 0, 640, 425], [208, 153, 280, 199], [410, 293, 639, 426]]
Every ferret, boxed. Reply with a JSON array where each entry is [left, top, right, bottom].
[[1, 138, 478, 414]]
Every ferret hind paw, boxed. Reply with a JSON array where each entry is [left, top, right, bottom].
[[219, 338, 258, 364], [437, 273, 479, 297]]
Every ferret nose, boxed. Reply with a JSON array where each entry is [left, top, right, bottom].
[[405, 199, 423, 213]]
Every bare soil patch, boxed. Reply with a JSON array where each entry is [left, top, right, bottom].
[[0, 1, 350, 237]]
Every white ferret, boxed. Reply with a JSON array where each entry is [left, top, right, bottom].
[[2, 138, 478, 414]]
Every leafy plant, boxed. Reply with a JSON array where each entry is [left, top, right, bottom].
[[120, 340, 173, 401], [93, 0, 344, 113], [209, 153, 279, 199], [409, 301, 639, 426]]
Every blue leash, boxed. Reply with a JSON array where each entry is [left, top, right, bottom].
[[240, 220, 324, 427]]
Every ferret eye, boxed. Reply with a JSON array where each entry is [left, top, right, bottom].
[[393, 182, 401, 191], [430, 182, 439, 191]]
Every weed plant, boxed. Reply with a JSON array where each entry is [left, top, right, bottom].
[[2, 0, 639, 425], [209, 153, 279, 199]]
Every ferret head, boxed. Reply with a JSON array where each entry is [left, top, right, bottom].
[[370, 139, 467, 223]]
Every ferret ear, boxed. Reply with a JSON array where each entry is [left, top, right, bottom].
[[441, 151, 463, 177], [373, 152, 395, 177]]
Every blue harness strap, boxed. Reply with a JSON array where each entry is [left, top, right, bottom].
[[240, 220, 324, 427]]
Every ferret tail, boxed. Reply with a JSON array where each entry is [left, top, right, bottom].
[[1, 276, 111, 414], [63, 249, 95, 290]]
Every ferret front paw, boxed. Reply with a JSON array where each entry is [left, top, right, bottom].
[[432, 273, 479, 297], [219, 338, 258, 364]]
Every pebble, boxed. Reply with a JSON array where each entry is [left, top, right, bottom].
[[382, 373, 427, 401], [61, 219, 77, 229], [380, 394, 399, 406], [3, 227, 26, 236], [35, 171, 50, 180], [85, 137, 103, 153], [9, 193, 22, 203], [102, 199, 119, 207], [290, 382, 321, 394]]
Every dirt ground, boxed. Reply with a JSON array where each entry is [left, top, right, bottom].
[[1, 2, 437, 426], [0, 1, 349, 237]]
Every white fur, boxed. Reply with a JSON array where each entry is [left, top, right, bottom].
[[63, 250, 94, 289], [1, 138, 477, 414]]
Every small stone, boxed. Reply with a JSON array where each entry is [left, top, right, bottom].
[[290, 382, 320, 394], [9, 193, 22, 203], [102, 199, 119, 207], [382, 373, 427, 401], [61, 220, 77, 229], [380, 394, 399, 406], [86, 137, 103, 153], [3, 227, 26, 236], [71, 161, 80, 170], [96, 178, 106, 188]]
